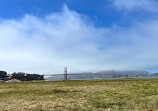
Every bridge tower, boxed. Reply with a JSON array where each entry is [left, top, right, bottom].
[[64, 67, 68, 80]]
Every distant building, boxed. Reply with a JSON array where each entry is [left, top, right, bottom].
[[5, 79, 21, 82]]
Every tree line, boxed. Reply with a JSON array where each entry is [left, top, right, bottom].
[[0, 71, 44, 81]]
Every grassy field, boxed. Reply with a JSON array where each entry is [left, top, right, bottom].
[[0, 79, 158, 111]]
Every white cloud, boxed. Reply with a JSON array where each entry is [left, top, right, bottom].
[[0, 5, 158, 74], [112, 0, 158, 13]]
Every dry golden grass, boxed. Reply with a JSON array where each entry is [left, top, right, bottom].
[[0, 78, 158, 111]]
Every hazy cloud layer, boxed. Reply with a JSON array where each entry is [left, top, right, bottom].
[[0, 5, 158, 74], [112, 0, 158, 13]]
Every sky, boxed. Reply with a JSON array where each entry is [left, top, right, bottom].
[[0, 0, 158, 74]]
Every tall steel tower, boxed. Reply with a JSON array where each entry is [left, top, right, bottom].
[[64, 67, 68, 80]]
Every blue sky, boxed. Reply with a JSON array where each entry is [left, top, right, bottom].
[[0, 0, 158, 73], [0, 0, 146, 26]]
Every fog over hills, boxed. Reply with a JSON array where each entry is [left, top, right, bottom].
[[45, 70, 158, 81]]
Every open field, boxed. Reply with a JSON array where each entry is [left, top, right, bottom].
[[0, 79, 158, 111]]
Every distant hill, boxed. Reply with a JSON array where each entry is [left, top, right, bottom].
[[45, 70, 157, 81], [96, 70, 150, 77]]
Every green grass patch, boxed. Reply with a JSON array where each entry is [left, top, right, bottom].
[[0, 78, 158, 110]]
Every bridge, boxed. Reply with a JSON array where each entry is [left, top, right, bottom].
[[43, 65, 116, 80]]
